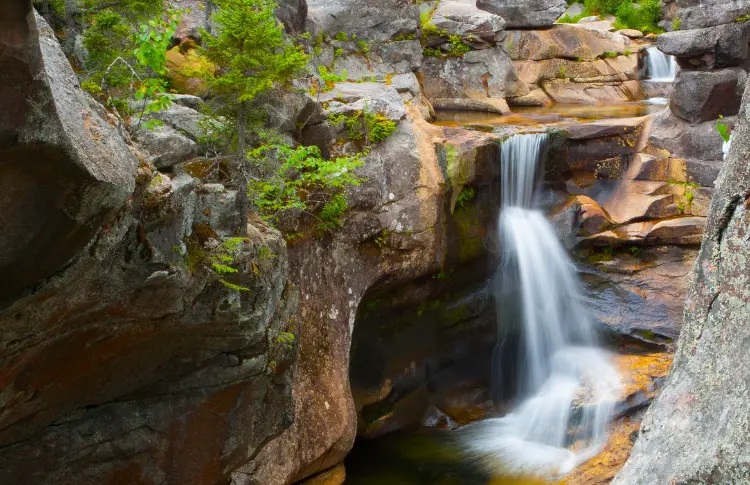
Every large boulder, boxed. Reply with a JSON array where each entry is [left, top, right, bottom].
[[612, 75, 750, 485], [649, 109, 733, 161], [307, 0, 418, 42], [662, 0, 750, 30], [669, 68, 747, 123], [657, 22, 750, 69], [476, 0, 568, 28], [501, 24, 633, 61], [582, 246, 699, 345], [0, 7, 138, 303], [429, 0, 506, 48], [421, 48, 526, 113]]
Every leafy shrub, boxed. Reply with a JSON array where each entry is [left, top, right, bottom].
[[247, 144, 364, 229], [328, 109, 398, 145], [563, 0, 663, 34]]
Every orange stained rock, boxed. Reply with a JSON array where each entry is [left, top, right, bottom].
[[615, 351, 673, 402], [561, 417, 641, 485], [562, 351, 673, 485]]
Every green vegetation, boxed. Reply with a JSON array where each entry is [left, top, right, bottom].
[[247, 144, 365, 230], [716, 120, 732, 142], [672, 17, 681, 30], [560, 1, 664, 34], [669, 180, 700, 214], [455, 187, 476, 208], [42, 0, 400, 284], [316, 65, 348, 93], [39, 0, 177, 124], [328, 109, 398, 144]]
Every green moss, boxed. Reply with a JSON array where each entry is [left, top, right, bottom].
[[453, 205, 485, 263]]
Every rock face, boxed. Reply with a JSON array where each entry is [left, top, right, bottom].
[[477, 0, 568, 28], [235, 94, 479, 483], [651, 1, 750, 162], [662, 0, 750, 30], [0, 6, 137, 303], [669, 68, 746, 123], [430, 0, 506, 48], [421, 48, 524, 113], [307, 0, 418, 42], [612, 79, 750, 485], [501, 26, 642, 106]]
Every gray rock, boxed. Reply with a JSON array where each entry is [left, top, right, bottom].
[[307, 0, 418, 42], [578, 15, 601, 23], [319, 82, 407, 122], [617, 28, 644, 39], [477, 0, 568, 28], [0, 9, 137, 302], [670, 68, 746, 123], [649, 109, 733, 161], [430, 0, 505, 47], [612, 76, 750, 485], [657, 22, 750, 68], [561, 2, 585, 18], [149, 104, 209, 141], [665, 0, 750, 30], [134, 124, 197, 169], [276, 0, 308, 34], [320, 40, 423, 81], [260, 87, 318, 133], [421, 47, 526, 112], [170, 93, 204, 110]]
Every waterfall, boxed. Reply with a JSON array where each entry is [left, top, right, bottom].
[[460, 134, 621, 477], [645, 46, 677, 82]]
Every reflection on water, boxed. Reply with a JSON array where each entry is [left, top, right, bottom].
[[344, 430, 553, 485], [433, 103, 663, 129]]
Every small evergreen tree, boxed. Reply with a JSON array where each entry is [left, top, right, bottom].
[[199, 0, 308, 231]]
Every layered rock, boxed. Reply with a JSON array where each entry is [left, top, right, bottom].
[[429, 0, 506, 49], [501, 25, 643, 106], [612, 74, 750, 485], [0, 8, 299, 485]]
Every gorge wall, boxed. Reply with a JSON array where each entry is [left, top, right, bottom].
[[613, 1, 750, 482], [2, 0, 749, 483]]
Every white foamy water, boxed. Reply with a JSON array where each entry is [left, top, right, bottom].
[[647, 97, 668, 105], [644, 46, 678, 83], [460, 134, 621, 478]]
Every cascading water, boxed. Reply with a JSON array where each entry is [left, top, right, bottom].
[[644, 46, 678, 83], [460, 134, 621, 478]]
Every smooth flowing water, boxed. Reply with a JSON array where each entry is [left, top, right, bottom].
[[644, 46, 678, 83], [459, 134, 621, 478]]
